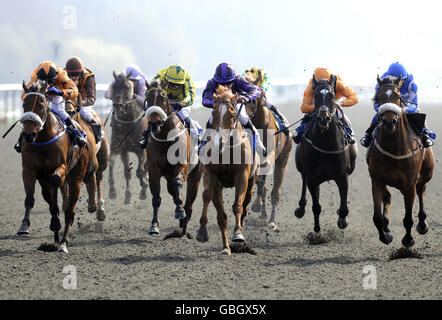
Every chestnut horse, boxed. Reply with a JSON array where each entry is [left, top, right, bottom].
[[108, 71, 149, 204], [143, 81, 202, 236], [245, 92, 293, 230], [367, 75, 434, 248], [294, 75, 357, 233], [18, 80, 98, 253], [196, 85, 259, 255]]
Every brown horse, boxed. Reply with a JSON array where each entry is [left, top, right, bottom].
[[245, 92, 293, 230], [108, 71, 149, 204], [143, 80, 202, 236], [196, 85, 259, 255], [367, 75, 434, 248], [18, 80, 98, 253]]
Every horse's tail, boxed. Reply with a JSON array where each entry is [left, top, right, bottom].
[[146, 106, 167, 121]]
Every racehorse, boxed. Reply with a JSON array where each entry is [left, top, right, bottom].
[[108, 71, 149, 204], [245, 91, 293, 230], [196, 85, 259, 254], [367, 75, 434, 248], [294, 75, 357, 233], [18, 80, 99, 253], [143, 80, 202, 236]]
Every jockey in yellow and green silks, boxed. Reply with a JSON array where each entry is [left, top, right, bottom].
[[243, 67, 290, 135], [139, 64, 202, 149]]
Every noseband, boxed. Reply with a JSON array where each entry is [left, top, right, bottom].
[[20, 92, 48, 132]]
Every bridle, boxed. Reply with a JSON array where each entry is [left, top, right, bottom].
[[20, 92, 49, 132]]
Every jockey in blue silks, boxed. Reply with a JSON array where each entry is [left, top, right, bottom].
[[360, 62, 435, 148]]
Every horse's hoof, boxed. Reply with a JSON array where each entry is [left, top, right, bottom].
[[269, 221, 278, 231], [196, 228, 209, 243], [380, 232, 393, 245], [294, 207, 305, 218], [109, 189, 117, 200], [124, 195, 131, 205], [221, 248, 231, 255], [17, 226, 29, 235], [139, 190, 147, 200], [175, 208, 186, 220], [148, 225, 160, 235], [88, 204, 97, 213], [49, 218, 61, 232], [337, 217, 348, 230], [402, 236, 415, 248], [251, 200, 261, 213], [416, 222, 428, 235], [232, 233, 245, 242], [58, 244, 68, 254], [96, 209, 106, 222]]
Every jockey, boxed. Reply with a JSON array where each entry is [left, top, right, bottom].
[[200, 62, 267, 156], [243, 67, 290, 135], [292, 67, 358, 144], [139, 64, 202, 149], [15, 61, 86, 153], [65, 56, 103, 142], [360, 62, 435, 148], [104, 64, 148, 107]]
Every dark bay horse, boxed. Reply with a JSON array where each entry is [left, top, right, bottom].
[[294, 75, 357, 233], [245, 92, 293, 230], [108, 71, 149, 204], [18, 80, 98, 253], [196, 85, 259, 254], [144, 81, 202, 236], [367, 75, 434, 248]]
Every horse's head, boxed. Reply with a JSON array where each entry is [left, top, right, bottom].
[[109, 71, 136, 116], [375, 75, 404, 134], [20, 80, 49, 143], [144, 80, 171, 134], [313, 74, 337, 130], [212, 85, 240, 151]]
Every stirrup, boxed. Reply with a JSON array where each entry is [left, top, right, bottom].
[[292, 132, 303, 144], [14, 142, 22, 153], [423, 137, 434, 148]]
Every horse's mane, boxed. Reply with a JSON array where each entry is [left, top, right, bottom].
[[214, 84, 236, 101], [29, 80, 47, 93]]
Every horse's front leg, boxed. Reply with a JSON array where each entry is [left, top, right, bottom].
[[336, 174, 349, 230], [167, 171, 186, 221], [372, 180, 393, 245], [270, 153, 290, 230], [197, 172, 212, 243], [307, 181, 321, 233], [85, 172, 98, 214], [231, 172, 248, 242], [136, 149, 148, 200], [121, 151, 132, 204], [212, 185, 230, 254], [181, 163, 203, 235], [402, 186, 416, 248], [108, 151, 117, 199], [148, 170, 161, 235], [18, 168, 37, 235], [251, 175, 266, 217], [295, 172, 307, 219], [59, 177, 82, 254]]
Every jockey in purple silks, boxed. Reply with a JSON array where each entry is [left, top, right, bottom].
[[104, 64, 148, 107], [200, 62, 266, 156]]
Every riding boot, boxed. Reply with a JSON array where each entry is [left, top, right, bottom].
[[244, 119, 267, 157], [65, 117, 87, 148], [198, 119, 212, 155], [344, 125, 356, 144], [422, 132, 434, 148], [89, 119, 103, 142], [139, 128, 151, 149], [14, 133, 24, 153], [359, 123, 376, 148], [268, 103, 290, 136]]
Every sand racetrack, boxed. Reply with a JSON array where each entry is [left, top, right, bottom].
[[0, 100, 440, 300]]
